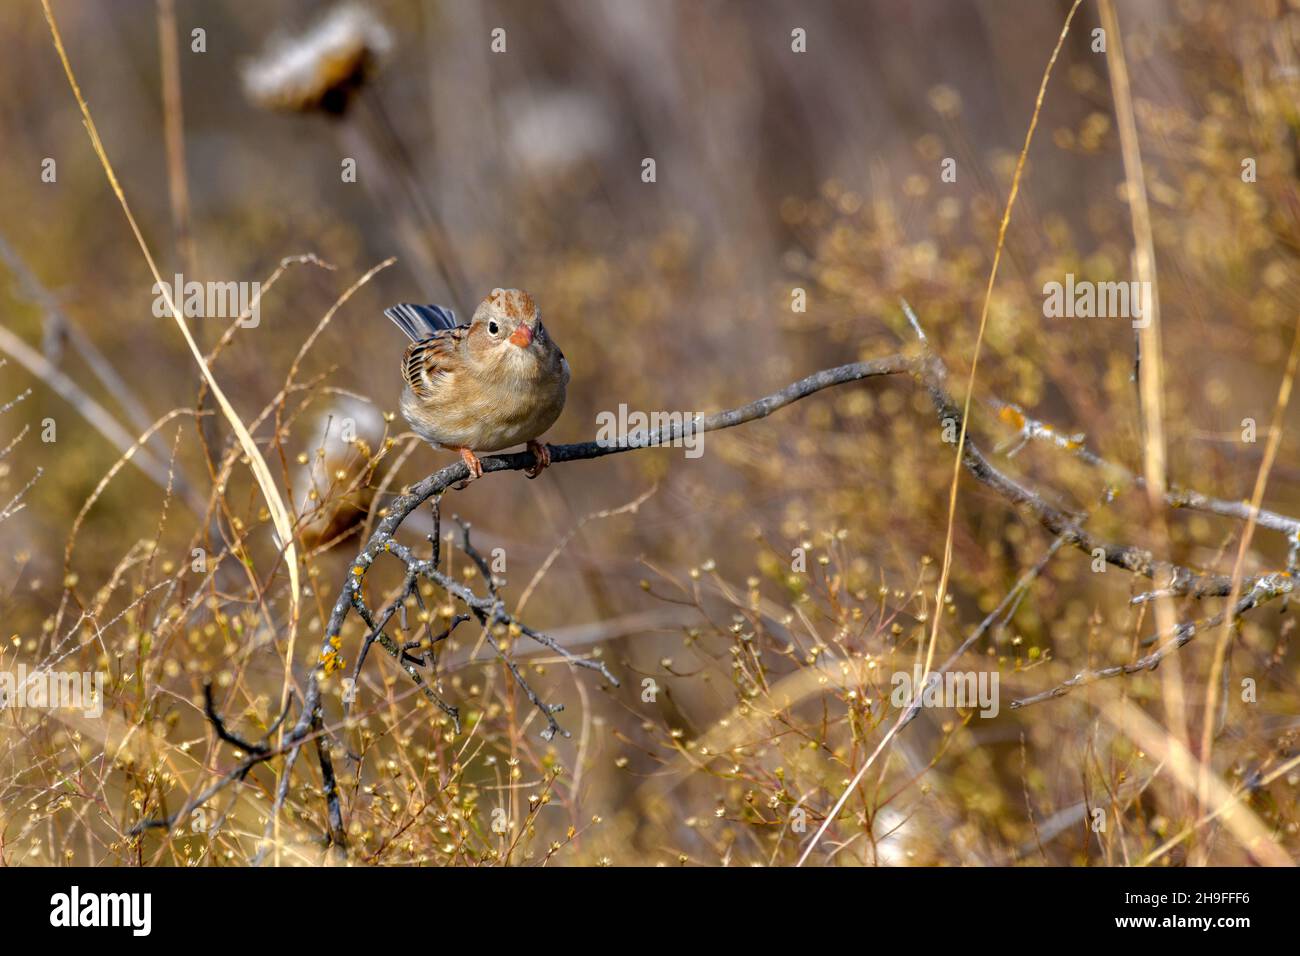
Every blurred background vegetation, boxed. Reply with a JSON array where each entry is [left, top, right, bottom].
[[1, 0, 1299, 866]]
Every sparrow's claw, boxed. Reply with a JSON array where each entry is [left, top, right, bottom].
[[455, 447, 484, 485], [524, 440, 552, 479]]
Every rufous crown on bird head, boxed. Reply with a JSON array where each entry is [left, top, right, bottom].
[[470, 287, 540, 348]]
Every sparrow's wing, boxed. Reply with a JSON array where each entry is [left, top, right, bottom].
[[401, 327, 468, 400], [385, 302, 458, 342]]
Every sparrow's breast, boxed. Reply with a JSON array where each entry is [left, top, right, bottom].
[[474, 361, 566, 452], [400, 356, 566, 453]]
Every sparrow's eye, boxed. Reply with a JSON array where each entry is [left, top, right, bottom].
[[488, 320, 499, 336]]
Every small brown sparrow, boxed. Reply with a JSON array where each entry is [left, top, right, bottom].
[[385, 289, 569, 480]]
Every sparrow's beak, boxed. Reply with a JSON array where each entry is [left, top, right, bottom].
[[509, 324, 534, 348]]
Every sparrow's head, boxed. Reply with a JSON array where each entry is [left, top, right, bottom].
[[470, 288, 540, 353]]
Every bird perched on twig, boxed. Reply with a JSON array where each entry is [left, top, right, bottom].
[[385, 288, 569, 480]]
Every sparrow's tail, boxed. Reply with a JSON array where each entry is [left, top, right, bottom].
[[384, 302, 459, 341]]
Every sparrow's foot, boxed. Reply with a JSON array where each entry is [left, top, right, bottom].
[[524, 440, 552, 479], [454, 447, 484, 487]]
